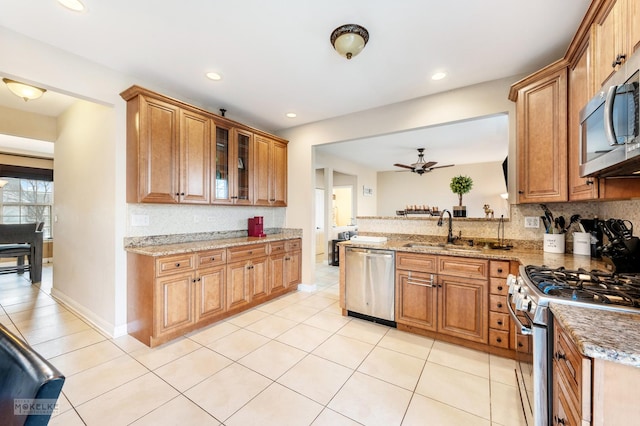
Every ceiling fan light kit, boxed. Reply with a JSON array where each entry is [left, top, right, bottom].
[[330, 24, 369, 60], [393, 148, 454, 175]]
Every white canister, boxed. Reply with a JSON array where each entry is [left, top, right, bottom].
[[544, 233, 565, 254], [573, 232, 591, 256]]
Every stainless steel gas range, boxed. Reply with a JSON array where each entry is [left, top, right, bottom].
[[507, 265, 640, 426]]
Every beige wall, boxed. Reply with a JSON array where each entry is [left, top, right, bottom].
[[377, 161, 508, 218], [0, 105, 56, 142]]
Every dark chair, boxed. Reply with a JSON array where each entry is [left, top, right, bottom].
[[0, 223, 44, 283], [0, 323, 65, 425]]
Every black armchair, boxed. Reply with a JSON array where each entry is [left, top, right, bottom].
[[0, 223, 44, 283], [0, 323, 65, 425]]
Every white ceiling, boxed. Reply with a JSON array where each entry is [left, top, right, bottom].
[[0, 0, 589, 167]]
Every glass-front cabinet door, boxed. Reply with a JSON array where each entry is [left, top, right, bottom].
[[213, 124, 231, 203], [212, 124, 253, 204], [234, 129, 252, 205]]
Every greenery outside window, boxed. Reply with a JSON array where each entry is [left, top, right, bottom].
[[1, 177, 53, 239]]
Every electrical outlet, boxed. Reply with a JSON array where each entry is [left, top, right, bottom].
[[131, 214, 149, 227], [524, 216, 540, 229]]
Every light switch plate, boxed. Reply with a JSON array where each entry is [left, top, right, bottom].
[[524, 216, 540, 228]]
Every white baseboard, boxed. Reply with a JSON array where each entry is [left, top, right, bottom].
[[50, 288, 125, 338]]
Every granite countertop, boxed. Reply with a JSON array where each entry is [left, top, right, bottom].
[[551, 303, 640, 368], [339, 240, 610, 271], [125, 232, 301, 257]]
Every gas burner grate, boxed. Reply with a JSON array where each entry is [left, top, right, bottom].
[[524, 265, 640, 307]]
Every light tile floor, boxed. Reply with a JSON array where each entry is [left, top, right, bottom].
[[0, 263, 527, 426]]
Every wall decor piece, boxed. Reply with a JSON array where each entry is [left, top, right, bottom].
[[363, 186, 373, 196]]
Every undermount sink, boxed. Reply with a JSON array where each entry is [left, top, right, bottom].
[[402, 243, 481, 253]]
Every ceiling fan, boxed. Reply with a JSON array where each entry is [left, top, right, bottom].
[[393, 148, 454, 175]]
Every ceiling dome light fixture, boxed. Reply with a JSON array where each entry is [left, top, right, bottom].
[[206, 72, 222, 81], [285, 112, 297, 118], [57, 0, 85, 12], [2, 78, 47, 102], [330, 24, 369, 60]]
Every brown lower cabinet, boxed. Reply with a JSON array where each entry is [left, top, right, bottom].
[[127, 238, 301, 347], [396, 252, 489, 345]]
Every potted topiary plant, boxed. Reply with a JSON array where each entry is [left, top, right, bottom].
[[450, 175, 473, 217]]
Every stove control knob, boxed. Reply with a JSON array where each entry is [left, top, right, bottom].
[[507, 274, 516, 294]]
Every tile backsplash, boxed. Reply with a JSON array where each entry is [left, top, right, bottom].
[[356, 200, 639, 250]]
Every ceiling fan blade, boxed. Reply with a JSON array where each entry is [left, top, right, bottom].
[[393, 163, 415, 170], [429, 164, 454, 170], [421, 161, 437, 169]]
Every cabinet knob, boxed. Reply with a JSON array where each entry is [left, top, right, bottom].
[[211, 257, 215, 261], [554, 351, 566, 361], [197, 277, 201, 282], [192, 279, 197, 283], [497, 302, 503, 308], [554, 415, 567, 425], [497, 268, 503, 273], [518, 190, 524, 194], [497, 320, 503, 326], [497, 285, 503, 291], [518, 342, 523, 348], [612, 53, 627, 67], [248, 251, 253, 255], [586, 179, 594, 185], [496, 337, 502, 343], [175, 263, 180, 267]]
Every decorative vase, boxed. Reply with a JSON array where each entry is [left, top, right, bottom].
[[453, 205, 467, 217]]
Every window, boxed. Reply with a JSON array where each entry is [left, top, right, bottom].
[[1, 177, 53, 239]]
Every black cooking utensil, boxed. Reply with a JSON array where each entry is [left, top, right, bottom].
[[565, 214, 581, 233], [556, 216, 565, 233]]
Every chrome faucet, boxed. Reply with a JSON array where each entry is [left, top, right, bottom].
[[437, 209, 456, 244]]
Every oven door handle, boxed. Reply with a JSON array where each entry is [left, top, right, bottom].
[[507, 293, 533, 336]]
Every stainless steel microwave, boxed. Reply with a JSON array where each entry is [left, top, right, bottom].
[[580, 51, 640, 177]]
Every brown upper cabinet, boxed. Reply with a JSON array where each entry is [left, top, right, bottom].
[[253, 135, 287, 207], [591, 0, 640, 90], [121, 85, 288, 206], [510, 0, 640, 203], [513, 63, 569, 204]]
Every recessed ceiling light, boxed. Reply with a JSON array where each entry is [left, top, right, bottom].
[[206, 72, 222, 81], [285, 112, 297, 118], [431, 72, 447, 81], [57, 0, 85, 12]]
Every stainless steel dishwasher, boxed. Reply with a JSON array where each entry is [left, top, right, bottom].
[[344, 247, 396, 326]]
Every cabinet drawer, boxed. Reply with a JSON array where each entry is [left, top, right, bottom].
[[285, 238, 301, 252], [438, 256, 488, 279], [515, 333, 530, 353], [396, 252, 437, 273], [156, 254, 195, 277], [197, 249, 226, 268], [489, 329, 510, 349], [270, 241, 286, 255], [227, 243, 268, 262], [489, 294, 509, 313], [554, 321, 584, 397], [489, 311, 510, 331], [489, 277, 509, 296], [490, 261, 510, 278]]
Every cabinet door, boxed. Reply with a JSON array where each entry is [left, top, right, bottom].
[[285, 250, 301, 288], [269, 253, 287, 293], [137, 95, 179, 203], [234, 129, 253, 205], [517, 68, 568, 203], [629, 0, 640, 56], [154, 271, 194, 336], [253, 135, 271, 206], [250, 257, 269, 300], [227, 261, 252, 310], [437, 275, 488, 343], [395, 270, 437, 331], [212, 123, 233, 204], [180, 109, 211, 204], [592, 0, 624, 89], [569, 41, 598, 201], [195, 266, 225, 321]]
